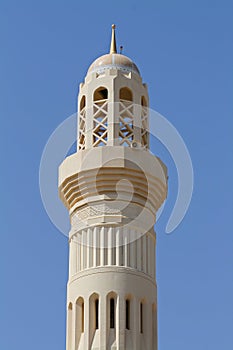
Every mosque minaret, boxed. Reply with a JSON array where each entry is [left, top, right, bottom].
[[59, 25, 167, 350]]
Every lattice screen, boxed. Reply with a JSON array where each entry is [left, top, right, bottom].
[[141, 105, 148, 149], [78, 107, 86, 150], [119, 100, 134, 146], [93, 99, 108, 147]]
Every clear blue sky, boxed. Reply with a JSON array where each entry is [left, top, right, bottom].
[[1, 1, 233, 349]]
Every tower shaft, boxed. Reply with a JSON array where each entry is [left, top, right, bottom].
[[59, 25, 167, 350]]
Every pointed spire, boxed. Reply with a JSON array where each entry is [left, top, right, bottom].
[[110, 24, 117, 54]]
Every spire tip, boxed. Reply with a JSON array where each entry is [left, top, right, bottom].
[[110, 24, 117, 54]]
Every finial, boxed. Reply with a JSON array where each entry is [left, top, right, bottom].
[[110, 24, 117, 54]]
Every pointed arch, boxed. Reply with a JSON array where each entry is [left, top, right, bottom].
[[75, 297, 84, 349], [119, 88, 134, 146], [139, 299, 147, 334], [141, 95, 149, 148], [78, 96, 86, 150], [141, 95, 147, 107], [93, 86, 108, 101], [93, 87, 108, 147], [107, 291, 117, 330], [89, 293, 99, 330], [125, 294, 133, 330], [80, 95, 86, 111], [119, 87, 133, 101], [89, 293, 100, 348], [76, 297, 84, 333]]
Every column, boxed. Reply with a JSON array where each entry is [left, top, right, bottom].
[[93, 227, 99, 267], [100, 293, 107, 348], [116, 295, 125, 350], [86, 228, 91, 268], [147, 235, 152, 277], [116, 227, 121, 266], [133, 298, 140, 350], [70, 238, 78, 277], [84, 297, 90, 349], [142, 234, 147, 273], [124, 229, 129, 267], [130, 230, 137, 269], [77, 235, 81, 272], [136, 237, 141, 271], [108, 227, 113, 265], [100, 227, 105, 266]]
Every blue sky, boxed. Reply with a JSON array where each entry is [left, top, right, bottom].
[[1, 1, 233, 349]]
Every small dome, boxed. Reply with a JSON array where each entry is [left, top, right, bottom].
[[87, 53, 141, 76]]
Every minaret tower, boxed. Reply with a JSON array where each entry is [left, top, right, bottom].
[[59, 25, 167, 350]]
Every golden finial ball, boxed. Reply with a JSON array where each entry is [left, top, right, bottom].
[[112, 24, 116, 29]]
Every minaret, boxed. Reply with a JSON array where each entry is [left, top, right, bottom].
[[59, 25, 167, 350]]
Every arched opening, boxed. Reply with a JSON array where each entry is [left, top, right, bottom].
[[119, 87, 133, 101], [80, 95, 86, 111], [126, 299, 130, 330], [76, 297, 84, 348], [89, 293, 100, 348], [94, 86, 108, 101], [119, 87, 134, 146], [95, 299, 99, 329], [76, 297, 84, 333], [140, 302, 144, 334], [82, 302, 84, 332], [79, 96, 86, 150], [89, 294, 99, 329], [110, 298, 115, 328], [141, 96, 147, 107], [107, 292, 117, 330], [141, 96, 148, 148], [93, 87, 108, 147], [125, 295, 133, 348]]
